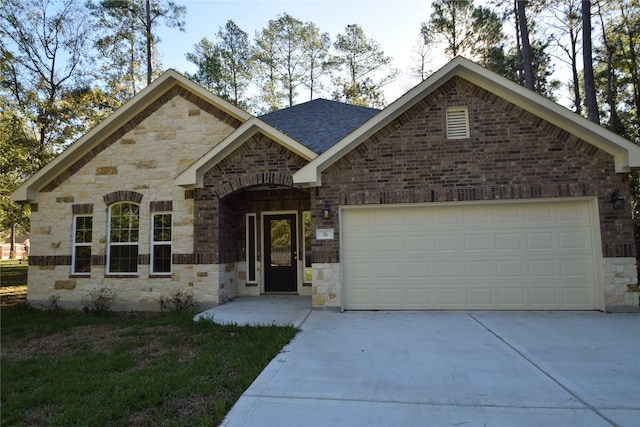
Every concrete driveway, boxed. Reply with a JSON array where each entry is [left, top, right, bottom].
[[215, 304, 639, 426]]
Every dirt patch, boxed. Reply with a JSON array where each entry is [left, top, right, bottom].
[[1, 324, 186, 362], [126, 396, 219, 426]]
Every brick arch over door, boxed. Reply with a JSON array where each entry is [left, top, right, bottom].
[[209, 173, 295, 199]]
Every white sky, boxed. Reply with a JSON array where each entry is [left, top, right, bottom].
[[156, 0, 447, 104]]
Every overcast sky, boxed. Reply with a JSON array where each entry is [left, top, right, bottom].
[[156, 0, 446, 104]]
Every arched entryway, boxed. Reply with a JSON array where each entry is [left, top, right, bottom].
[[218, 185, 311, 296]]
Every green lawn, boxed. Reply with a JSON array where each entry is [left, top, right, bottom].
[[1, 306, 297, 426], [1, 260, 28, 305], [1, 259, 28, 287]]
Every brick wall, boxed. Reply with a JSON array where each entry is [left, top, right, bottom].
[[315, 77, 635, 263], [195, 133, 310, 263]]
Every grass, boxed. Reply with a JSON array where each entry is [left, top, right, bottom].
[[1, 260, 28, 305], [1, 305, 297, 426], [1, 259, 28, 287]]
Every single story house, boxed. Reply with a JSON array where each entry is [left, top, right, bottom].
[[12, 57, 640, 312]]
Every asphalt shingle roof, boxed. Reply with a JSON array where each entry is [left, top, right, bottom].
[[259, 99, 380, 154]]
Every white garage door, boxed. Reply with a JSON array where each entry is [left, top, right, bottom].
[[342, 200, 599, 310]]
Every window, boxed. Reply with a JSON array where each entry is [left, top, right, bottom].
[[108, 202, 139, 274], [73, 216, 92, 274], [152, 213, 172, 274], [246, 214, 257, 283], [446, 106, 470, 139], [303, 211, 312, 283]]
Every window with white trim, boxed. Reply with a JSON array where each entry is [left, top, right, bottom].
[[246, 213, 257, 283], [151, 213, 172, 274], [303, 211, 312, 283], [446, 106, 470, 139], [72, 215, 92, 274], [108, 202, 139, 274]]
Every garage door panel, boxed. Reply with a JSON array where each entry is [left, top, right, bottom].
[[435, 288, 464, 305], [342, 202, 597, 310], [435, 261, 461, 278], [526, 232, 555, 250], [345, 262, 374, 280], [466, 260, 493, 278], [495, 233, 522, 250], [558, 231, 590, 249], [467, 288, 494, 306], [405, 288, 431, 307], [560, 260, 590, 277], [497, 260, 525, 277], [405, 236, 429, 251], [497, 288, 526, 305], [464, 234, 492, 250], [434, 235, 460, 251], [377, 262, 402, 279], [406, 262, 430, 278]]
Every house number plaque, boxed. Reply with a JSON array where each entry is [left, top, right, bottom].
[[316, 229, 334, 240]]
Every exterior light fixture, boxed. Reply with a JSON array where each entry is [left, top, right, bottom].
[[322, 201, 331, 219], [610, 189, 625, 210]]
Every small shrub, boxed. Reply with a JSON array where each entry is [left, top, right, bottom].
[[160, 289, 195, 314], [46, 294, 61, 311], [83, 286, 115, 313]]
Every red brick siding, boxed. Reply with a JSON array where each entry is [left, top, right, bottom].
[[194, 134, 310, 263], [315, 77, 634, 262]]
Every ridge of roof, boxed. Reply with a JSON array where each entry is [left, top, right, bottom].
[[259, 98, 380, 154]]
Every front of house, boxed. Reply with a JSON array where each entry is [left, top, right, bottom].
[[12, 57, 640, 312]]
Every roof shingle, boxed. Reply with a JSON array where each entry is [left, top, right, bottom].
[[259, 99, 380, 154]]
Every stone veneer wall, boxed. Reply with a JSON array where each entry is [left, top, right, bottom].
[[604, 258, 639, 310], [312, 263, 341, 308], [309, 77, 638, 311], [26, 94, 239, 310]]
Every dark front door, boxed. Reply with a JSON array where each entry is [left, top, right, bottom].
[[264, 214, 297, 292]]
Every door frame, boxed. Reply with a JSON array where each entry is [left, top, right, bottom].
[[261, 210, 299, 294]]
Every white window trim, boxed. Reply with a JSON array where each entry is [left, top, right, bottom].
[[72, 215, 92, 275], [246, 213, 258, 283], [302, 211, 312, 284], [106, 202, 140, 275], [151, 212, 172, 275]]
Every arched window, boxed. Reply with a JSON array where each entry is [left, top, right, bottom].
[[108, 202, 140, 274]]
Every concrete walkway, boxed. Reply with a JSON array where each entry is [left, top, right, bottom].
[[194, 296, 311, 328], [211, 305, 639, 427]]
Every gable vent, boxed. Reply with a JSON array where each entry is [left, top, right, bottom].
[[446, 107, 470, 139]]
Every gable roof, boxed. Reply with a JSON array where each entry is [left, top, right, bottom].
[[293, 56, 640, 186], [259, 99, 380, 154], [11, 69, 252, 202], [175, 117, 318, 188]]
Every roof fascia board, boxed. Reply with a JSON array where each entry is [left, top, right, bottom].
[[11, 70, 252, 202], [175, 118, 318, 188]]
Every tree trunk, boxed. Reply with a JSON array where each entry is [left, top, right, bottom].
[[583, 1, 600, 124], [596, 0, 619, 133], [146, 0, 152, 85], [10, 222, 16, 259], [517, 0, 535, 90]]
